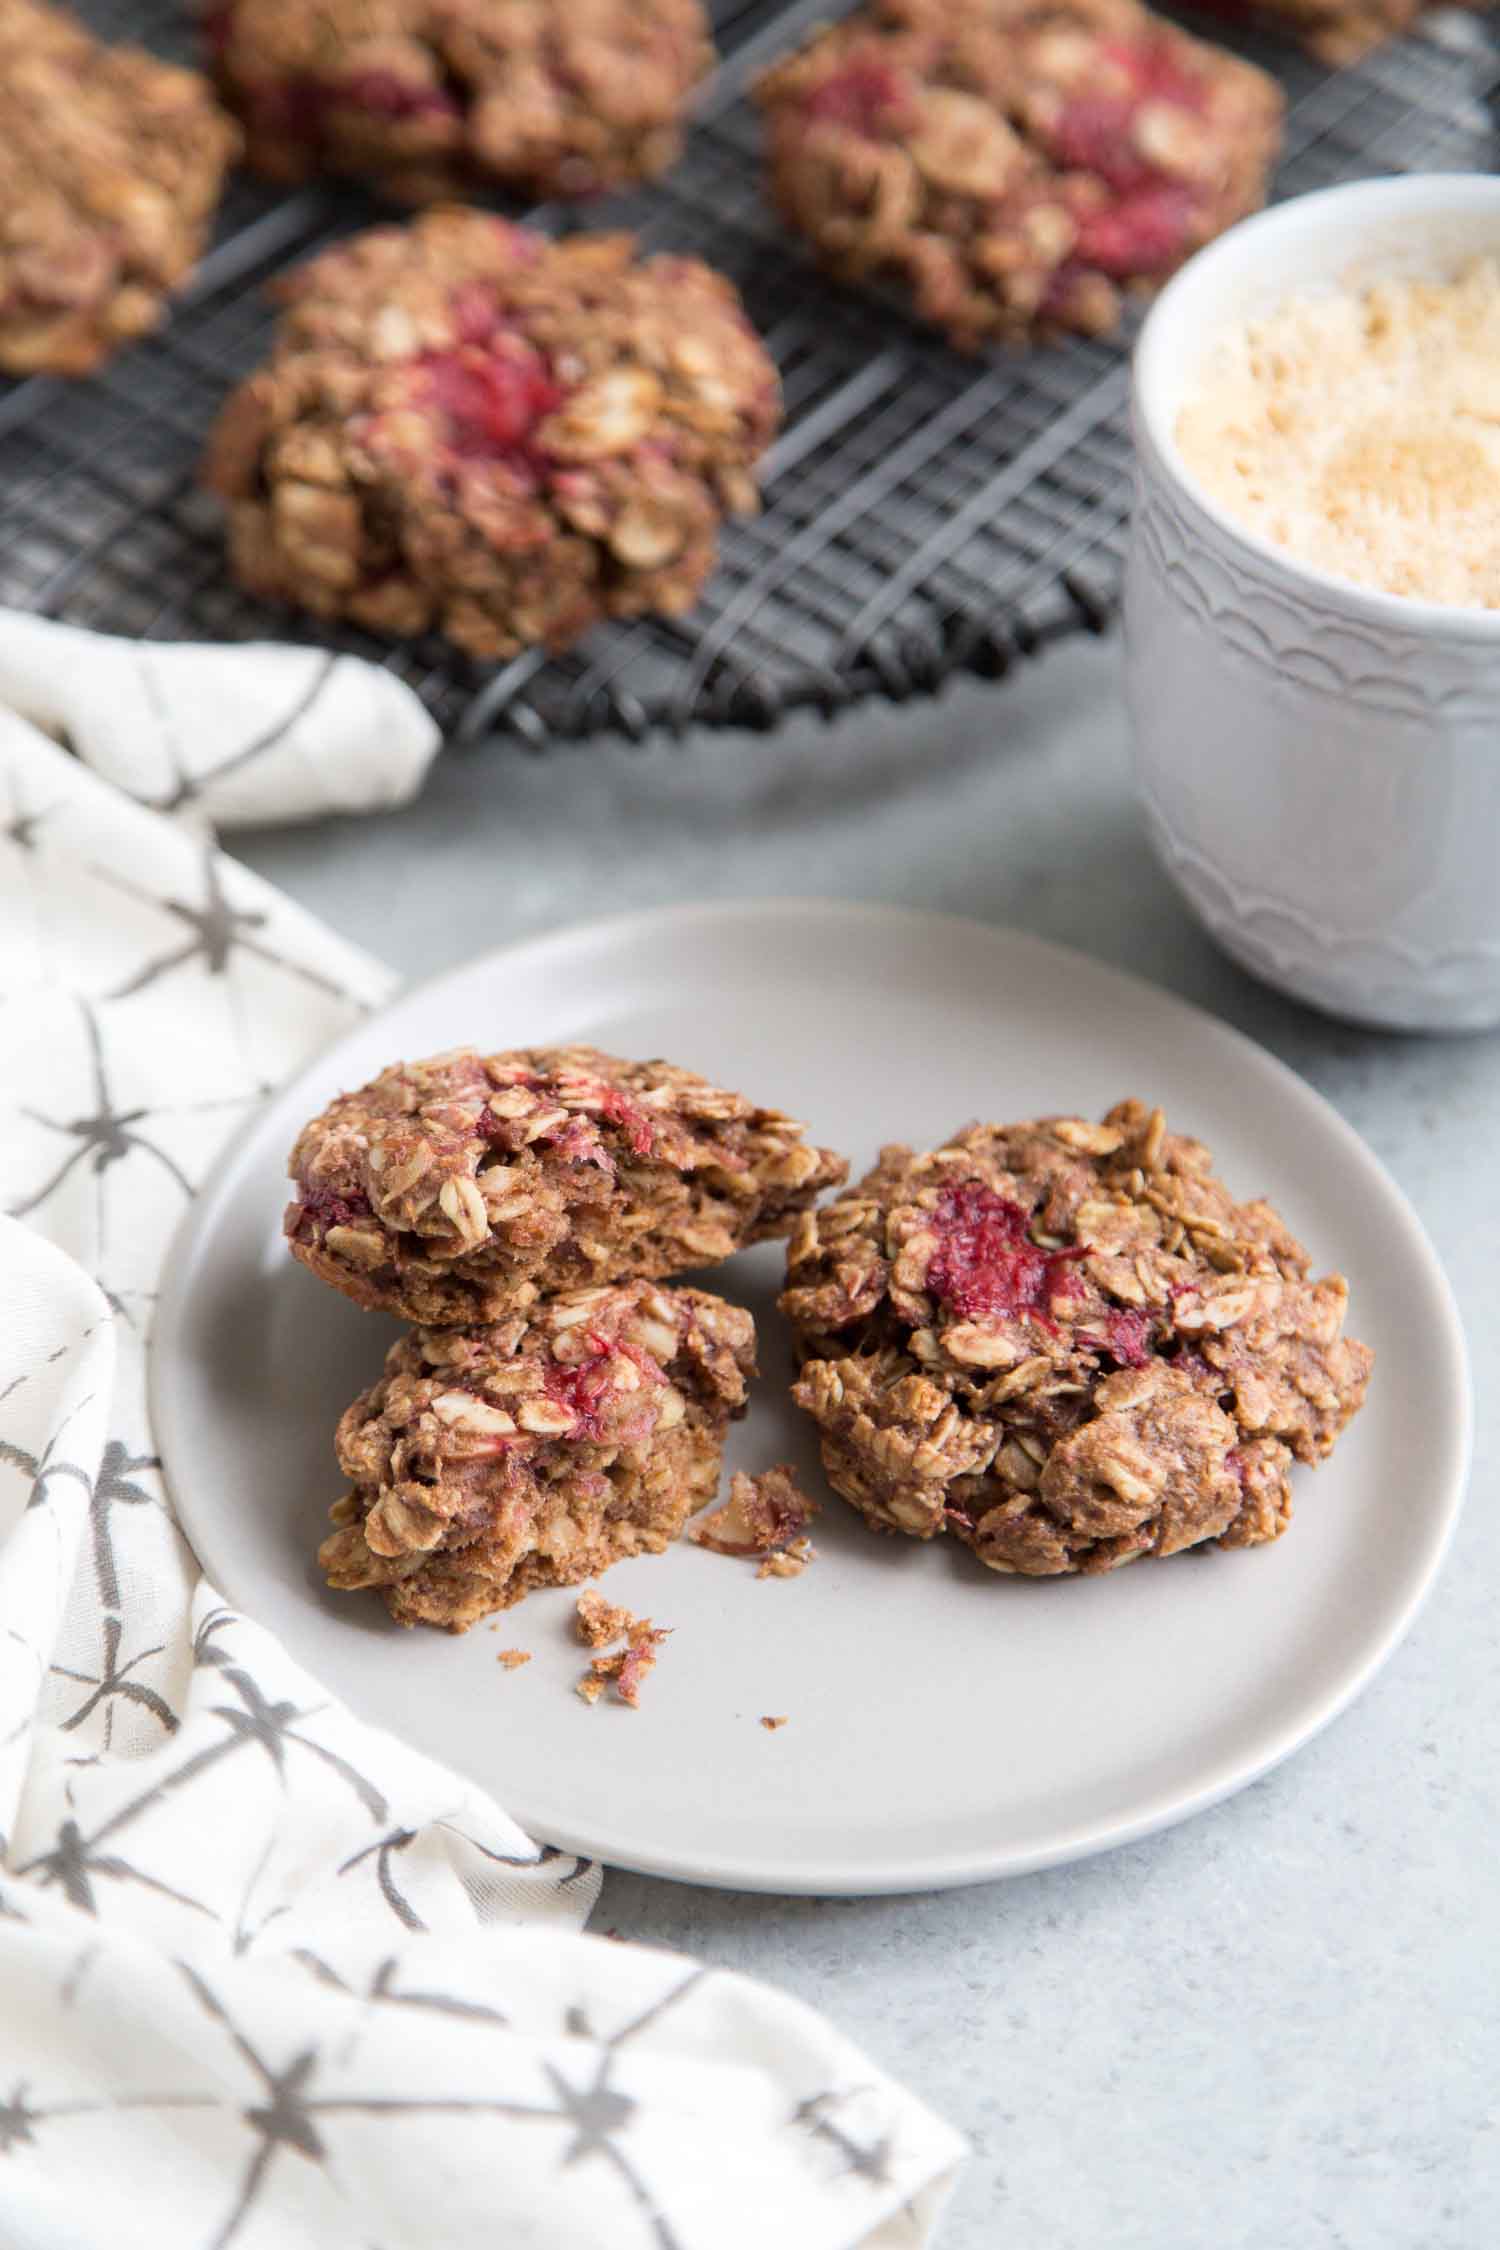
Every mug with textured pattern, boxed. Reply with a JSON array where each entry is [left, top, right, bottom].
[[1125, 174, 1500, 1034]]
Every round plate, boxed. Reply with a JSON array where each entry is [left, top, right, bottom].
[[150, 902, 1471, 1895]]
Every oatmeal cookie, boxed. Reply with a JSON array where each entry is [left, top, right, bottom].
[[321, 1279, 755, 1629], [754, 0, 1282, 351], [287, 1042, 847, 1325], [783, 1100, 1371, 1576], [202, 210, 779, 658], [0, 0, 238, 377], [209, 0, 712, 203]]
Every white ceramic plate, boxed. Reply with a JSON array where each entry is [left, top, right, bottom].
[[150, 902, 1471, 1895]]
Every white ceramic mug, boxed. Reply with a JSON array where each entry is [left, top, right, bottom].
[[1125, 175, 1500, 1034]]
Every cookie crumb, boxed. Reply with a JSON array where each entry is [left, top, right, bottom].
[[690, 1465, 819, 1569], [496, 1647, 531, 1670], [575, 1588, 641, 1648], [757, 1536, 817, 1581], [578, 1622, 671, 1710], [760, 1715, 789, 1731], [573, 1590, 670, 1707]]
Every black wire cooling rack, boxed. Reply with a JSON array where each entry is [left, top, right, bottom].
[[2, 1, 1498, 747]]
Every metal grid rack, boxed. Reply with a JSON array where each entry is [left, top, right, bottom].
[[2, 1, 1498, 747]]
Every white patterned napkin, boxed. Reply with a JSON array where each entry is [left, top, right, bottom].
[[0, 632, 965, 2249], [0, 611, 441, 830]]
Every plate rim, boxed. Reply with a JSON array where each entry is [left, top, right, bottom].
[[149, 897, 1475, 1894]]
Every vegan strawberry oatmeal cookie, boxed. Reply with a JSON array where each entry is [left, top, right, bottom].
[[286, 1043, 847, 1325], [754, 0, 1282, 350], [0, 0, 238, 376], [208, 0, 712, 203], [202, 209, 780, 658], [782, 1100, 1371, 1576], [321, 1280, 755, 1628]]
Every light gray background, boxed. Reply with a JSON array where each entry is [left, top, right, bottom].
[[239, 639, 1495, 2250]]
